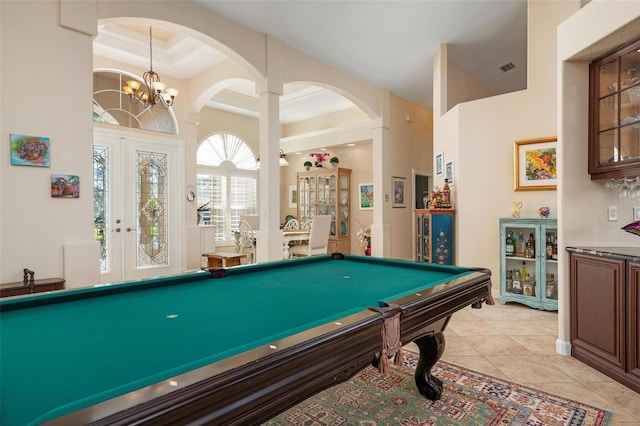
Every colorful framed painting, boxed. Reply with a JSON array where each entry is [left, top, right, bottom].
[[51, 174, 79, 198], [435, 152, 444, 176], [514, 137, 557, 191], [359, 183, 373, 210], [10, 133, 50, 167], [392, 176, 406, 208]]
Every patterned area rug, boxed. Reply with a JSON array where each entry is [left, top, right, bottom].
[[263, 351, 613, 425]]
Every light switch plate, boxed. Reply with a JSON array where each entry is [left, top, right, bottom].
[[634, 206, 640, 221]]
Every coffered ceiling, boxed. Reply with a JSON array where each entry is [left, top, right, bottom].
[[93, 1, 528, 124]]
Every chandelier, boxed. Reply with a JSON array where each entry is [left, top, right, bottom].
[[122, 27, 178, 109]]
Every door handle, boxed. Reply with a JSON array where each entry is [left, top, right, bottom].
[[126, 227, 136, 232], [114, 228, 121, 233]]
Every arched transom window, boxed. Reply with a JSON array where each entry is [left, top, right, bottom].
[[93, 70, 178, 135]]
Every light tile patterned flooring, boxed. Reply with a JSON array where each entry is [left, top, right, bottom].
[[406, 299, 640, 425]]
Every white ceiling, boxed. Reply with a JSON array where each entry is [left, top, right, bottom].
[[93, 0, 528, 123]]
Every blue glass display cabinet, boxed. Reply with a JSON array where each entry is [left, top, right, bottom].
[[415, 209, 455, 265], [499, 217, 558, 311]]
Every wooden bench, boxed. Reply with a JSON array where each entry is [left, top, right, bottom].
[[202, 252, 246, 268]]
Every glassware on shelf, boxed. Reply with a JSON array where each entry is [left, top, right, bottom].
[[604, 176, 640, 197]]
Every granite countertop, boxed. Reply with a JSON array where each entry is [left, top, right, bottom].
[[566, 246, 640, 262]]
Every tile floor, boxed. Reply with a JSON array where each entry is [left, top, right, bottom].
[[406, 298, 640, 425]]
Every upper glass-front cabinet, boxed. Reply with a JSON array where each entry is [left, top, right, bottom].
[[589, 37, 640, 179]]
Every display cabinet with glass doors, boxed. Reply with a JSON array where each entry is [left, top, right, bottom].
[[297, 167, 351, 253], [589, 37, 640, 179], [499, 218, 558, 311], [414, 209, 455, 265]]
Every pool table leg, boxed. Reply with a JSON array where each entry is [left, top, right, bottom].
[[413, 331, 445, 400]]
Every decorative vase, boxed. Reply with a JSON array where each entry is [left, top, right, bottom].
[[365, 238, 371, 256], [511, 201, 523, 218], [330, 162, 338, 168], [305, 166, 310, 171], [538, 206, 551, 218], [423, 194, 429, 209]]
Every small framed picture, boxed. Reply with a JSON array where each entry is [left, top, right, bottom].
[[514, 137, 557, 191], [445, 160, 454, 185], [435, 152, 443, 176], [51, 174, 79, 198], [288, 185, 297, 208], [359, 183, 373, 210], [392, 176, 406, 208]]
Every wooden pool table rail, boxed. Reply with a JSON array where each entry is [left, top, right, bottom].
[[43, 267, 492, 426]]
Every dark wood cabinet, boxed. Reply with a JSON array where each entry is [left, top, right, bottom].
[[568, 249, 640, 393], [629, 261, 640, 382], [0, 278, 65, 298], [589, 37, 640, 179]]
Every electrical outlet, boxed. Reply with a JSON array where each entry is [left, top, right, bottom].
[[608, 206, 618, 221], [634, 206, 640, 221]]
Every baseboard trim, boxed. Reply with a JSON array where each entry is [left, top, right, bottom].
[[556, 339, 571, 356]]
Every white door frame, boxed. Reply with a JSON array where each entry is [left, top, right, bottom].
[[94, 126, 185, 283]]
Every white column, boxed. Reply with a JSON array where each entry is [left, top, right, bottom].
[[370, 91, 392, 258], [255, 37, 284, 263]]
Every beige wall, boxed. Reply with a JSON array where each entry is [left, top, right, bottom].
[[445, 60, 494, 113], [1, 1, 97, 283]]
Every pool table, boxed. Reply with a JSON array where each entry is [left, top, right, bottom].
[[0, 254, 492, 426]]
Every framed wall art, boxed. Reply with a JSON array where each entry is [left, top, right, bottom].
[[435, 152, 444, 176], [288, 185, 297, 208], [10, 133, 50, 167], [392, 176, 406, 208], [514, 137, 557, 191], [359, 183, 373, 210], [51, 174, 79, 198], [445, 160, 455, 185]]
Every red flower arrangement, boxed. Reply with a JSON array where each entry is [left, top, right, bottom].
[[309, 152, 330, 166]]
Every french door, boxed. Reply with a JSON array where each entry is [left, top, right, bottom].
[[94, 129, 182, 283]]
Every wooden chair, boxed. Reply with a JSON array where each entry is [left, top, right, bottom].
[[238, 220, 256, 264], [301, 219, 313, 231], [289, 215, 331, 258]]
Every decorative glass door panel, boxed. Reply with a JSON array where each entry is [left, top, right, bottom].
[[136, 150, 168, 267]]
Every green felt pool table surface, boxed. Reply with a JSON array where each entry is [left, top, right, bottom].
[[0, 254, 484, 426]]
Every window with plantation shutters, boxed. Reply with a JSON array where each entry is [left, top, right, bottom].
[[196, 133, 258, 246]]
